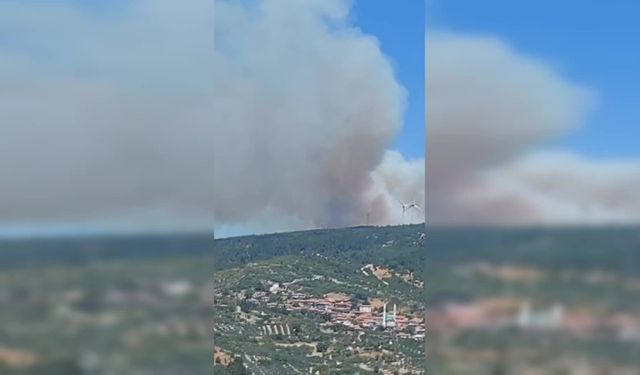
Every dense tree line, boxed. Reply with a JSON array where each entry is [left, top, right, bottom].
[[3, 225, 639, 278]]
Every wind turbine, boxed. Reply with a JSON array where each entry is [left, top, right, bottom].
[[398, 198, 422, 224]]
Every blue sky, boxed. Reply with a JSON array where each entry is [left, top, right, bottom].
[[428, 0, 639, 159], [353, 0, 425, 160]]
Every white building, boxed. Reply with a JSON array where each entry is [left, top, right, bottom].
[[269, 283, 281, 294]]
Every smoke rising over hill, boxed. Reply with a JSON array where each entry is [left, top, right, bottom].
[[0, 0, 424, 234], [213, 0, 424, 230]]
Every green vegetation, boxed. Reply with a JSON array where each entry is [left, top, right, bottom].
[[2, 224, 640, 374]]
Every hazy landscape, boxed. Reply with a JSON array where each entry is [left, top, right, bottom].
[[1, 225, 426, 374], [426, 227, 640, 374], [2, 225, 640, 374]]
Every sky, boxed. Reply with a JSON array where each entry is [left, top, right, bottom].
[[428, 0, 640, 159], [353, 1, 425, 160]]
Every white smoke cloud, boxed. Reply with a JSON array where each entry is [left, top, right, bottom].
[[369, 151, 425, 225], [0, 0, 424, 234], [9, 0, 637, 231], [470, 152, 640, 225], [212, 0, 427, 230], [427, 32, 640, 225]]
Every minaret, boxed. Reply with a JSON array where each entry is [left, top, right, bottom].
[[382, 303, 387, 327], [393, 304, 397, 322]]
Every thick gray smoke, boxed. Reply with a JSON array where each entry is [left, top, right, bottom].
[[427, 32, 640, 225], [213, 0, 424, 230], [0, 0, 423, 234]]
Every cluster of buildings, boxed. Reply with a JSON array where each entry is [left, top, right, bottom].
[[241, 286, 425, 339], [213, 270, 426, 374]]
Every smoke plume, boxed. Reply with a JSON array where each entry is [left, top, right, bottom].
[[427, 32, 640, 225], [0, 0, 424, 234], [212, 0, 424, 230]]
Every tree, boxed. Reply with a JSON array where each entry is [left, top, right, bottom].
[[239, 300, 254, 313], [316, 342, 329, 353]]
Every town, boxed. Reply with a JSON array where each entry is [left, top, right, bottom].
[[222, 286, 425, 338], [213, 254, 426, 374]]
